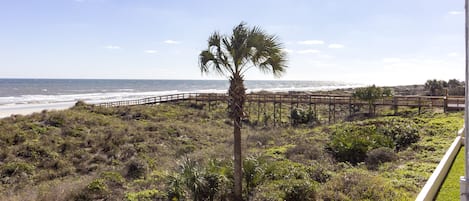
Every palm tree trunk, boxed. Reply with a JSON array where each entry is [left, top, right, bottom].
[[229, 75, 246, 201], [233, 116, 242, 200]]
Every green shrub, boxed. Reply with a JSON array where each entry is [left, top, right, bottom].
[[17, 142, 54, 160], [125, 189, 164, 201], [202, 173, 221, 201], [286, 143, 322, 162], [376, 118, 420, 151], [319, 169, 405, 201], [73, 178, 110, 201], [327, 124, 393, 164], [126, 158, 149, 179], [101, 171, 125, 187], [46, 113, 66, 127], [87, 178, 107, 193], [327, 117, 420, 164], [290, 108, 316, 125], [179, 158, 208, 201], [170, 158, 233, 201], [282, 180, 316, 201], [263, 160, 309, 180], [166, 174, 185, 201], [307, 162, 331, 183], [366, 147, 397, 170], [1, 162, 34, 177], [243, 155, 264, 198]]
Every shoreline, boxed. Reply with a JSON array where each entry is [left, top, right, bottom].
[[0, 84, 427, 119], [0, 102, 75, 118]]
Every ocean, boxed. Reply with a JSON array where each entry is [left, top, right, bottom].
[[0, 79, 360, 107]]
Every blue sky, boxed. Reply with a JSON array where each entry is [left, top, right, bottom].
[[0, 0, 465, 85]]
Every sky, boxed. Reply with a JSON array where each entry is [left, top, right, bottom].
[[0, 0, 465, 86]]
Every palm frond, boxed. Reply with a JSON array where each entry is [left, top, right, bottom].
[[199, 22, 287, 78]]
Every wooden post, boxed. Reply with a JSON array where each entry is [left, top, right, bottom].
[[296, 95, 299, 108], [273, 96, 276, 127], [314, 103, 317, 120], [418, 97, 421, 115], [264, 97, 267, 126], [332, 98, 335, 123], [328, 104, 331, 124], [257, 98, 260, 123], [393, 96, 398, 115], [279, 96, 282, 125], [348, 96, 352, 118], [444, 97, 448, 113], [290, 95, 293, 125]]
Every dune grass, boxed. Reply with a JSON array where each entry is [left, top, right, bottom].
[[0, 101, 463, 200], [436, 146, 465, 200]]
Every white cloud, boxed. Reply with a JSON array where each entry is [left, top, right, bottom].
[[328, 44, 345, 49], [297, 49, 320, 54], [298, 40, 324, 45], [104, 45, 121, 50], [317, 54, 335, 59], [144, 50, 158, 54], [281, 48, 294, 53], [382, 58, 401, 63], [164, 40, 181, 44], [448, 52, 460, 57], [449, 11, 463, 15]]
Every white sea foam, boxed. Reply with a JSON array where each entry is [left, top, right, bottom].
[[0, 84, 362, 107], [0, 80, 363, 118]]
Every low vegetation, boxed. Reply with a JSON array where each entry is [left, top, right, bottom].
[[0, 100, 463, 200]]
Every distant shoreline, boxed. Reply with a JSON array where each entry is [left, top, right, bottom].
[[0, 102, 75, 118], [0, 84, 427, 119]]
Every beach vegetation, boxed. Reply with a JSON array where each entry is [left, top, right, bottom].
[[352, 85, 393, 116], [0, 101, 462, 200]]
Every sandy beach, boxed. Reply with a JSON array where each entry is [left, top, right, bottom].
[[0, 102, 76, 118]]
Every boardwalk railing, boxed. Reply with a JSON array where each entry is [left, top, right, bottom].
[[96, 93, 197, 107], [95, 93, 464, 111]]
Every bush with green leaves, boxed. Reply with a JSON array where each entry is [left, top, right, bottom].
[[177, 158, 226, 201], [125, 189, 164, 201], [282, 180, 316, 201], [307, 161, 332, 183], [327, 124, 393, 164], [290, 108, 316, 125], [73, 172, 128, 200], [318, 169, 407, 201], [365, 147, 397, 170], [1, 161, 34, 178], [327, 117, 420, 164], [243, 155, 264, 199], [166, 173, 185, 201], [286, 143, 322, 162], [73, 178, 110, 201], [126, 158, 149, 179], [352, 85, 393, 116], [372, 117, 420, 151]]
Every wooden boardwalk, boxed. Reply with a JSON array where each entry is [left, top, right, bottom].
[[95, 93, 464, 111]]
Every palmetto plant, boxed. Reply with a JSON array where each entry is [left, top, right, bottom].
[[199, 22, 287, 200], [180, 158, 207, 201]]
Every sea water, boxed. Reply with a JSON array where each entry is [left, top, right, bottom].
[[0, 79, 360, 106]]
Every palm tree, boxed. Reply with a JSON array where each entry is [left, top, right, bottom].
[[199, 22, 287, 201]]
